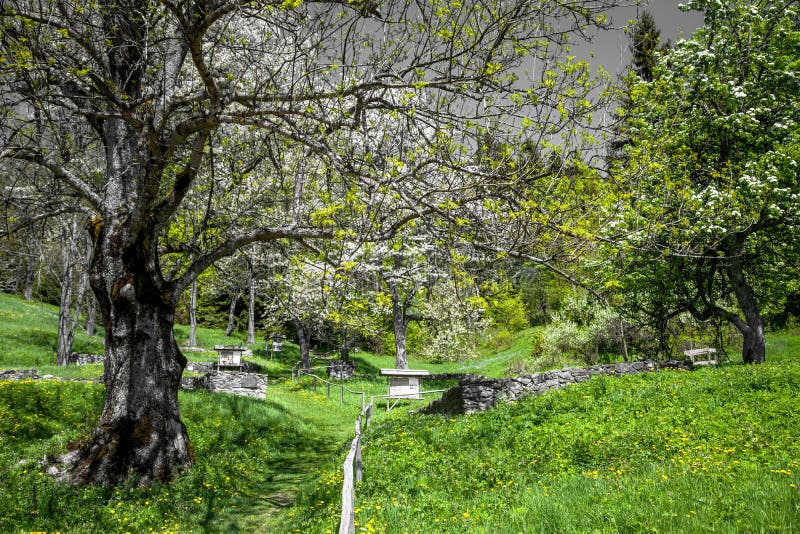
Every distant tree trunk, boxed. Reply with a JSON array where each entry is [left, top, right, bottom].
[[57, 222, 89, 366], [295, 320, 312, 371], [247, 275, 255, 346], [84, 294, 97, 336], [339, 327, 350, 361], [390, 281, 410, 370], [728, 238, 765, 363], [619, 319, 629, 362], [188, 279, 198, 346], [224, 291, 241, 337], [57, 238, 77, 366], [23, 246, 35, 301]]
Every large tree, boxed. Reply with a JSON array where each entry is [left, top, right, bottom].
[[605, 0, 800, 363], [1, 0, 622, 486]]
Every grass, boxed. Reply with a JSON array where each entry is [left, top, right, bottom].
[[0, 378, 361, 533], [766, 329, 800, 363], [1, 290, 799, 532], [0, 293, 104, 370], [285, 363, 800, 532]]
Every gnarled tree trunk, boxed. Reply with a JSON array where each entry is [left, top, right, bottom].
[[63, 111, 193, 486], [64, 231, 192, 486]]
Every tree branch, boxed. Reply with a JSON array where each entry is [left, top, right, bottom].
[[1, 149, 102, 210], [171, 225, 333, 299]]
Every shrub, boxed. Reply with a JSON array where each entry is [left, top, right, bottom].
[[536, 293, 624, 365], [421, 321, 481, 363], [485, 286, 529, 332]]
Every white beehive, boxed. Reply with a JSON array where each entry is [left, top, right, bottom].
[[380, 369, 430, 399]]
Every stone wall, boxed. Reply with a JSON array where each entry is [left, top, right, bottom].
[[0, 369, 42, 380], [2, 368, 267, 400], [420, 360, 694, 415], [68, 353, 105, 365], [185, 361, 215, 373], [183, 371, 268, 399], [65, 357, 260, 373], [327, 360, 356, 380], [205, 360, 262, 372], [0, 369, 99, 383]]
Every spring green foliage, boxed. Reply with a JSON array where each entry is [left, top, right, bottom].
[[533, 292, 623, 366], [288, 362, 800, 532]]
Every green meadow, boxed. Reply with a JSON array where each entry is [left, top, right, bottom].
[[1, 292, 798, 532]]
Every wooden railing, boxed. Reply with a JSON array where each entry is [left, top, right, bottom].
[[339, 401, 372, 534], [337, 389, 449, 534], [292, 363, 446, 533], [294, 364, 367, 409]]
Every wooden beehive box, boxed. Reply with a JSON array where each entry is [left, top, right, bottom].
[[380, 369, 430, 399], [214, 345, 245, 367]]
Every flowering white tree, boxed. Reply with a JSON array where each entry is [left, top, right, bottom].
[[1, 0, 624, 485], [604, 0, 800, 363]]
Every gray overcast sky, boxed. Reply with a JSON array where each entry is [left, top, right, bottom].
[[581, 1, 706, 76]]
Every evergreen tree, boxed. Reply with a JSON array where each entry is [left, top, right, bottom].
[[630, 11, 664, 82]]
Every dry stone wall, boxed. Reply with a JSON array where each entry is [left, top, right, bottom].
[[0, 369, 99, 383], [327, 360, 356, 380], [67, 353, 105, 365], [182, 371, 267, 399], [420, 360, 694, 415]]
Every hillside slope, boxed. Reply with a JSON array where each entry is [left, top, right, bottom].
[[285, 361, 800, 532]]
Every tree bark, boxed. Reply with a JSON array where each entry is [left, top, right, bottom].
[[63, 234, 192, 486], [62, 112, 193, 485], [339, 327, 350, 361], [247, 275, 255, 346], [57, 237, 76, 366], [57, 222, 89, 366], [84, 294, 97, 336], [296, 320, 312, 371], [225, 291, 241, 337], [390, 282, 410, 369], [727, 239, 766, 363], [23, 248, 35, 301], [188, 279, 198, 347]]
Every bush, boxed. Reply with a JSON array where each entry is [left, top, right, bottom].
[[536, 293, 624, 365], [420, 322, 481, 363], [485, 284, 529, 332]]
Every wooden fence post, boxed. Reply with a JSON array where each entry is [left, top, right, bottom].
[[355, 437, 363, 484], [339, 441, 357, 534], [340, 385, 344, 403]]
